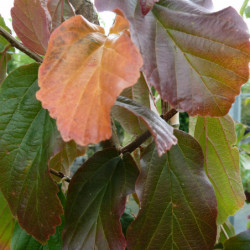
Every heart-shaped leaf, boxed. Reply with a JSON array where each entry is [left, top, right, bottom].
[[0, 64, 63, 243], [115, 96, 177, 156], [11, 0, 51, 55], [126, 130, 217, 249], [63, 148, 139, 249], [37, 14, 143, 146], [194, 115, 245, 224], [95, 0, 250, 116]]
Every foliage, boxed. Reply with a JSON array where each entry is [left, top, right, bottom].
[[0, 0, 249, 249]]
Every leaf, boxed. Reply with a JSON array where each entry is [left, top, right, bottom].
[[0, 16, 12, 51], [224, 230, 250, 250], [126, 130, 217, 250], [139, 0, 159, 15], [194, 115, 245, 224], [95, 0, 250, 116], [47, 0, 75, 31], [112, 73, 150, 136], [49, 140, 86, 180], [63, 148, 139, 250], [11, 0, 52, 55], [191, 0, 213, 8], [115, 96, 177, 156], [0, 191, 15, 250], [36, 14, 143, 146], [11, 184, 66, 250], [0, 64, 63, 243]]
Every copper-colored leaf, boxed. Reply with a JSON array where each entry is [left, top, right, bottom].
[[95, 0, 250, 116], [11, 0, 51, 55], [37, 14, 143, 146]]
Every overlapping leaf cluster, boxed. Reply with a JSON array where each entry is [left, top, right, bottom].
[[0, 0, 249, 249]]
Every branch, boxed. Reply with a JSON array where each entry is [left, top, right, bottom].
[[49, 168, 71, 183], [0, 26, 43, 63], [120, 108, 177, 154]]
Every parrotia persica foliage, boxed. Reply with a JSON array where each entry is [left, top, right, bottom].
[[0, 0, 249, 249]]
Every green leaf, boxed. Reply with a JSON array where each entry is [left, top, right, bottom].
[[120, 207, 135, 238], [0, 64, 63, 243], [95, 0, 250, 116], [63, 148, 139, 250], [240, 144, 250, 154], [11, 184, 66, 250], [0, 191, 15, 249], [127, 130, 217, 250], [194, 115, 245, 224], [115, 96, 177, 156], [0, 16, 12, 51], [224, 230, 250, 250]]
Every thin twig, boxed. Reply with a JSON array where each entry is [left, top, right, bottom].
[[119, 108, 177, 154], [49, 168, 71, 183], [0, 26, 43, 63]]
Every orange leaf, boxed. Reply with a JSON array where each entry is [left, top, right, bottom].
[[37, 14, 143, 146]]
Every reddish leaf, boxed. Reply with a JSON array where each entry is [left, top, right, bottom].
[[47, 0, 75, 30], [11, 0, 51, 55], [63, 148, 139, 249], [37, 14, 143, 146], [115, 96, 177, 156], [191, 0, 213, 8], [127, 130, 217, 249], [139, 0, 159, 15], [95, 0, 250, 116], [0, 64, 63, 243]]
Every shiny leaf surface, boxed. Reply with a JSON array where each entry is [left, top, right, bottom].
[[194, 115, 245, 224], [63, 148, 139, 250], [95, 0, 250, 116], [0, 64, 63, 243], [127, 130, 217, 250], [37, 14, 143, 146]]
